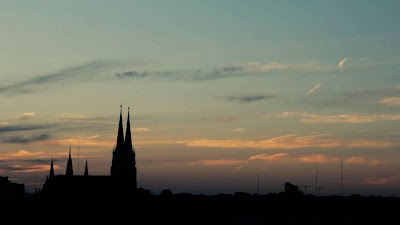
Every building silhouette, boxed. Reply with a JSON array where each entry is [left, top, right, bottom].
[[0, 176, 25, 201], [40, 106, 137, 198]]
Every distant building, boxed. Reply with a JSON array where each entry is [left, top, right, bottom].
[[40, 106, 137, 198], [0, 176, 25, 201]]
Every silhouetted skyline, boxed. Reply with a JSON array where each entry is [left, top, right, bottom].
[[1, 1, 400, 197]]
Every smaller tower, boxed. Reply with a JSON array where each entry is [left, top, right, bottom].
[[49, 158, 55, 178], [66, 144, 74, 176], [84, 159, 89, 176]]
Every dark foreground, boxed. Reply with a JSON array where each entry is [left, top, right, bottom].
[[2, 191, 399, 225]]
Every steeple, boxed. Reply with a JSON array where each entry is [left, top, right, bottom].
[[49, 158, 54, 178], [66, 144, 74, 176], [116, 104, 125, 151], [125, 107, 133, 152], [110, 105, 137, 188], [84, 159, 88, 176]]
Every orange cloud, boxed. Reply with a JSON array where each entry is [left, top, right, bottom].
[[364, 176, 400, 186], [194, 159, 244, 166], [0, 164, 60, 173], [179, 134, 342, 149], [378, 97, 400, 107], [249, 153, 289, 161], [348, 140, 392, 148], [298, 154, 340, 164], [0, 150, 46, 160], [345, 156, 380, 166]]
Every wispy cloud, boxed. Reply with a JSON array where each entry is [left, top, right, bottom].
[[297, 154, 340, 164], [338, 57, 347, 71], [2, 134, 51, 144], [345, 86, 400, 99], [0, 150, 54, 161], [0, 60, 333, 95], [0, 164, 56, 173], [220, 93, 278, 103], [115, 61, 333, 81], [345, 156, 380, 166], [249, 153, 289, 161], [378, 97, 400, 107], [347, 140, 392, 148], [248, 153, 380, 165], [305, 83, 321, 96], [189, 159, 244, 166], [20, 112, 36, 120], [133, 127, 151, 132], [179, 134, 342, 149], [179, 134, 393, 149], [0, 124, 54, 133], [232, 128, 247, 133], [301, 113, 400, 123], [279, 112, 400, 123], [0, 60, 118, 95]]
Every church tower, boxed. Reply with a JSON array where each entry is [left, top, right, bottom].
[[66, 144, 73, 176], [110, 105, 137, 188]]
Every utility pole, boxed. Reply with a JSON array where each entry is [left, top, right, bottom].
[[301, 185, 311, 195], [257, 176, 260, 195], [318, 187, 325, 197]]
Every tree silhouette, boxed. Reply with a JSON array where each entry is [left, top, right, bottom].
[[283, 182, 303, 197]]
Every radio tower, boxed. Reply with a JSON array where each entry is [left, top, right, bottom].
[[257, 176, 260, 195], [315, 161, 319, 196]]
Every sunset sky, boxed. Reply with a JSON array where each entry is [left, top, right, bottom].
[[1, 0, 400, 196]]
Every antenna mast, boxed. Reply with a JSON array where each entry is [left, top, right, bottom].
[[341, 160, 343, 196], [315, 161, 318, 196], [257, 176, 260, 195], [78, 139, 80, 176], [34, 170, 37, 194]]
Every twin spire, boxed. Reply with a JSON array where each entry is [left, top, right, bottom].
[[116, 105, 133, 152], [52, 105, 132, 178]]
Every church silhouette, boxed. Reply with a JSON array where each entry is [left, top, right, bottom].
[[40, 105, 137, 198]]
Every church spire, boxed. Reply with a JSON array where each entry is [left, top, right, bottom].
[[84, 159, 88, 176], [125, 106, 133, 152], [66, 144, 74, 176], [116, 104, 125, 151], [49, 157, 54, 178]]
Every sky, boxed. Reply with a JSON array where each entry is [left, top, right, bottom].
[[1, 0, 400, 196]]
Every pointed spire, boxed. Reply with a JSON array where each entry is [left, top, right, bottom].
[[84, 159, 88, 176], [116, 104, 125, 150], [125, 106, 133, 152], [66, 144, 74, 176], [49, 157, 54, 178]]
